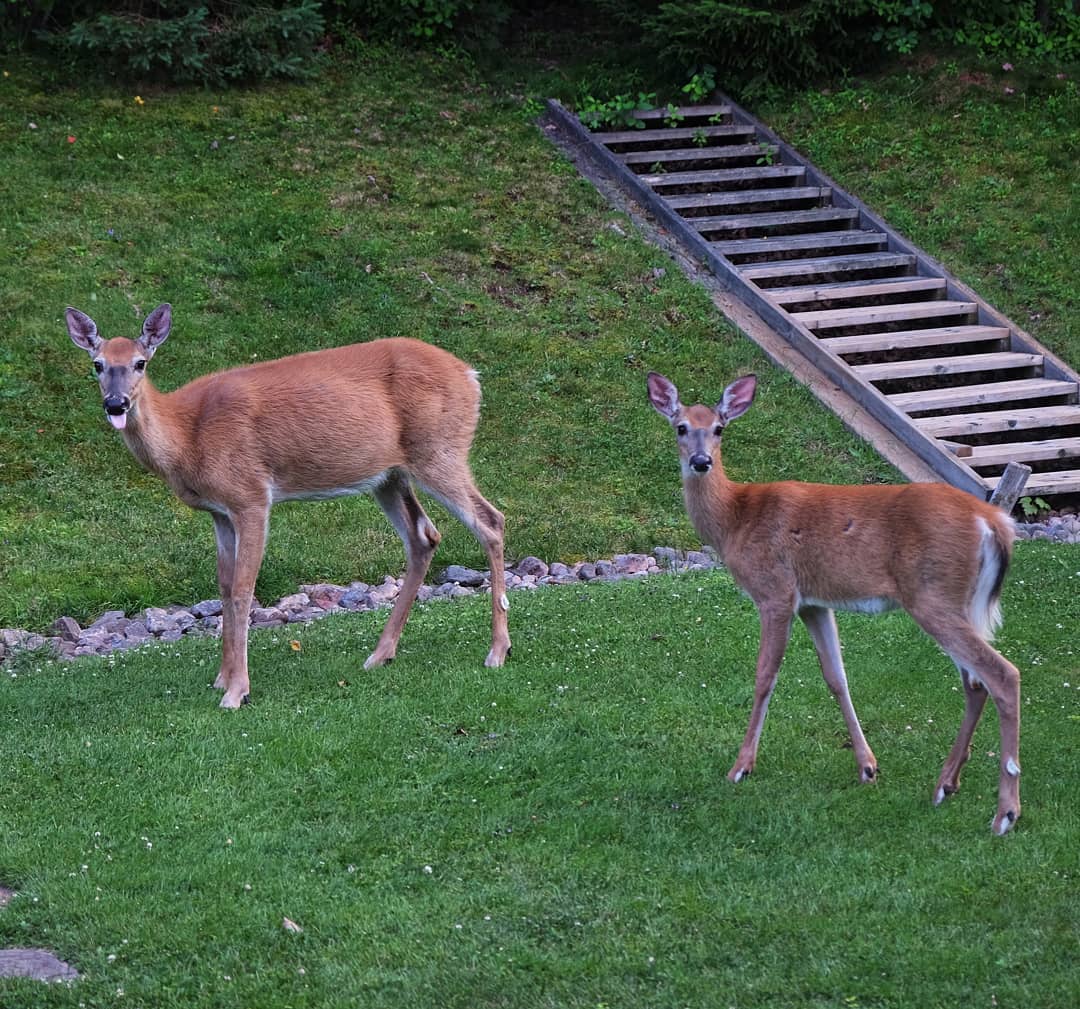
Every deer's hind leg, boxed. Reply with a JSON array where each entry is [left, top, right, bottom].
[[364, 473, 441, 670], [416, 471, 510, 668], [934, 667, 989, 806]]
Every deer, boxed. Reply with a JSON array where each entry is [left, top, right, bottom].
[[67, 303, 511, 709], [647, 370, 1022, 835]]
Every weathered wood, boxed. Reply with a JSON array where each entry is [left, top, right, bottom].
[[632, 103, 733, 121], [742, 251, 916, 281], [693, 208, 859, 233], [820, 325, 1008, 356], [641, 165, 806, 188], [0, 948, 79, 982], [964, 436, 1080, 467], [988, 462, 1032, 509], [595, 123, 753, 145], [665, 186, 831, 211], [1010, 469, 1080, 496], [621, 143, 777, 165], [713, 230, 888, 258], [854, 351, 1042, 383], [795, 300, 977, 331], [770, 277, 945, 306], [940, 439, 974, 458], [915, 405, 1080, 437], [888, 378, 1077, 413]]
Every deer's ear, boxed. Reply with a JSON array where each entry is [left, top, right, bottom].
[[139, 303, 172, 356], [717, 375, 757, 424], [647, 372, 680, 419], [66, 307, 101, 354]]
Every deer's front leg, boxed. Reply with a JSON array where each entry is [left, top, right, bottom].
[[219, 506, 269, 710], [728, 604, 793, 782], [211, 512, 237, 691]]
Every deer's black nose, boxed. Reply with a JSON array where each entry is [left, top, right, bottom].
[[104, 395, 130, 416], [689, 453, 712, 473]]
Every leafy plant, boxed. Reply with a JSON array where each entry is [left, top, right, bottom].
[[681, 62, 716, 103], [577, 90, 657, 130], [1020, 495, 1051, 518]]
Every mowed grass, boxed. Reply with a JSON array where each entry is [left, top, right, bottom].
[[1, 542, 1078, 1008], [0, 49, 896, 633], [756, 57, 1080, 366]]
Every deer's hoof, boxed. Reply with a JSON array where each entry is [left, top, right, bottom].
[[861, 764, 877, 783], [220, 690, 250, 710], [363, 650, 393, 671], [992, 808, 1019, 836]]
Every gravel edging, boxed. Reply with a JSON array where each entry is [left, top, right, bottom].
[[0, 548, 720, 667], [2, 520, 1077, 668]]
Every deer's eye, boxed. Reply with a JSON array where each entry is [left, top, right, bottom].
[[675, 423, 688, 436], [93, 360, 104, 374], [714, 425, 723, 437], [134, 360, 146, 372]]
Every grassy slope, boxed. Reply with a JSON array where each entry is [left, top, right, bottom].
[[1, 544, 1077, 1008], [755, 56, 1080, 367], [0, 50, 895, 632]]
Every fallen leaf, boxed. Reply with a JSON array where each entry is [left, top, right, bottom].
[[282, 917, 303, 934], [289, 640, 302, 652]]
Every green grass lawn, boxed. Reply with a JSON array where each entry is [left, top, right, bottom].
[[2, 544, 1077, 1008], [0, 47, 896, 634]]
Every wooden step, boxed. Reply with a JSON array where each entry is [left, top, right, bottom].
[[632, 103, 733, 122], [666, 186, 830, 212], [714, 230, 888, 259], [820, 325, 1009, 356], [964, 437, 1080, 468], [595, 124, 754, 145], [853, 351, 1042, 383], [796, 300, 977, 332], [916, 406, 1080, 437], [742, 251, 916, 281], [769, 277, 945, 307], [693, 208, 859, 234], [988, 469, 1080, 496], [641, 165, 806, 189], [889, 378, 1077, 413], [622, 143, 777, 166]]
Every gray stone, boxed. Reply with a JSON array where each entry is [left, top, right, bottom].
[[302, 584, 347, 610], [0, 948, 79, 982], [548, 562, 572, 579], [87, 609, 127, 633], [123, 621, 152, 642], [686, 550, 715, 568], [191, 599, 223, 618], [277, 593, 311, 612], [50, 616, 82, 642], [594, 560, 617, 578], [614, 553, 652, 575], [144, 607, 178, 634], [578, 562, 597, 581], [515, 556, 549, 578], [339, 588, 371, 610], [251, 607, 285, 624], [441, 564, 487, 587]]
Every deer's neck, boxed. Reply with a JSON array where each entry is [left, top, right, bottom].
[[121, 381, 182, 481], [682, 464, 741, 559]]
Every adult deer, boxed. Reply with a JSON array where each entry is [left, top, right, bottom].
[[647, 371, 1022, 835], [67, 303, 511, 709]]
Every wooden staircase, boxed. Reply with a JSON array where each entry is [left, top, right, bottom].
[[546, 98, 1080, 507]]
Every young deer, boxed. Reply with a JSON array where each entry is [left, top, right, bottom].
[[67, 303, 511, 709], [648, 371, 1022, 835]]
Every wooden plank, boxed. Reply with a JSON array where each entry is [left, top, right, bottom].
[[889, 378, 1077, 412], [621, 143, 776, 165], [989, 469, 1080, 496], [632, 104, 733, 121], [714, 230, 888, 258], [820, 325, 1008, 355], [641, 165, 805, 188], [665, 186, 830, 211], [795, 300, 977, 331], [964, 437, 1080, 467], [988, 462, 1032, 510], [742, 251, 916, 280], [595, 124, 754, 145], [770, 277, 945, 306], [692, 208, 858, 233], [915, 406, 1080, 437], [854, 351, 1042, 383]]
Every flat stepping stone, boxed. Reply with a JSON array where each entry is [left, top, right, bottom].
[[0, 948, 79, 982]]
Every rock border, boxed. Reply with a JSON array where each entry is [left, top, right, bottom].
[[0, 549, 721, 667], [2, 518, 1076, 668]]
